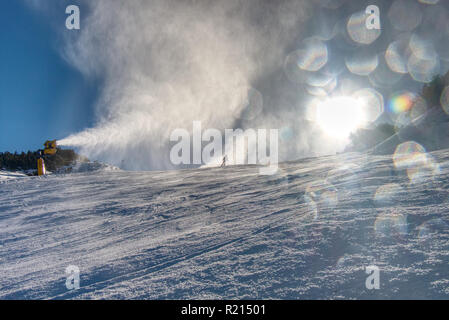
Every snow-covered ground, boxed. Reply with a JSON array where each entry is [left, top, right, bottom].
[[1, 148, 449, 299], [0, 170, 28, 182]]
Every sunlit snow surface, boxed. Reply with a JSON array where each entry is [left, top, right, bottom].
[[1, 150, 449, 299], [0, 171, 28, 181]]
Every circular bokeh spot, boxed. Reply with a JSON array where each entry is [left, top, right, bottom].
[[393, 141, 440, 183], [374, 212, 408, 238], [369, 55, 403, 88], [407, 52, 440, 83], [388, 0, 422, 32], [409, 34, 438, 61], [352, 88, 384, 124], [385, 38, 410, 74], [374, 183, 405, 207], [393, 141, 427, 169], [347, 10, 381, 45], [292, 37, 329, 72], [406, 153, 440, 184], [345, 50, 378, 76]]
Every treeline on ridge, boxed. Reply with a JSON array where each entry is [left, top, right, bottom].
[[0, 148, 80, 174]]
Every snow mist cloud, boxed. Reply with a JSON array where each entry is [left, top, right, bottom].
[[55, 0, 313, 170]]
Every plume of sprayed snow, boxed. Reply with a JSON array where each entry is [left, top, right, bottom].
[[55, 0, 312, 170]]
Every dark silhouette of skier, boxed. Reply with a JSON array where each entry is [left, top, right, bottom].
[[221, 155, 227, 167]]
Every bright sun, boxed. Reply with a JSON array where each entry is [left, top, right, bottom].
[[316, 96, 366, 139]]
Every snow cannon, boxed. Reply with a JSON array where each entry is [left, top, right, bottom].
[[37, 157, 46, 176], [43, 140, 57, 155]]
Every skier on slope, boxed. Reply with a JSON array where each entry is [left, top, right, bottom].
[[221, 155, 227, 167]]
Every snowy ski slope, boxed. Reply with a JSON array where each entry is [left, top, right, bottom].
[[1, 149, 449, 299]]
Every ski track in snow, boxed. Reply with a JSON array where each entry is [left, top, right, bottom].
[[1, 150, 449, 299]]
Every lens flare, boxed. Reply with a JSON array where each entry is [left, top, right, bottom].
[[436, 34, 449, 62], [306, 71, 334, 87], [368, 56, 403, 88], [393, 95, 427, 130], [389, 92, 415, 114], [393, 141, 427, 169], [352, 88, 384, 123], [385, 39, 410, 74], [304, 180, 338, 219], [326, 163, 361, 190], [305, 75, 338, 97], [345, 50, 378, 76], [374, 183, 405, 207], [418, 0, 440, 5], [409, 96, 428, 120], [440, 86, 449, 115], [283, 38, 328, 84], [374, 213, 408, 238], [409, 34, 438, 61], [393, 141, 441, 183], [293, 37, 329, 72], [418, 218, 448, 242], [347, 10, 381, 45], [305, 86, 328, 97], [407, 52, 440, 83], [406, 154, 440, 184], [388, 0, 422, 32]]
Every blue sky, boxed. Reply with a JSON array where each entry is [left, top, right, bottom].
[[0, 1, 98, 153]]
